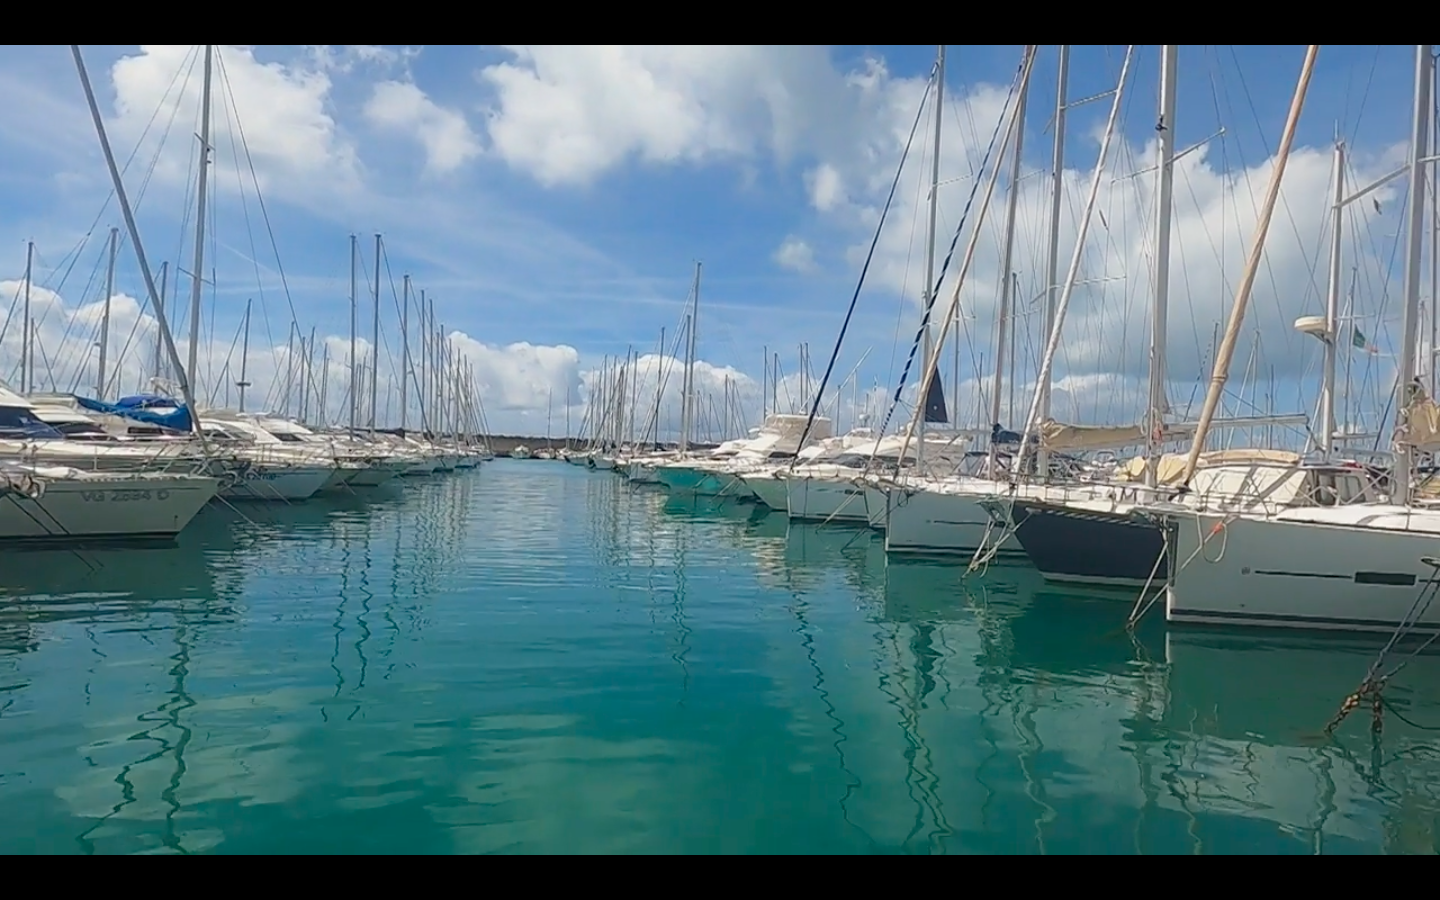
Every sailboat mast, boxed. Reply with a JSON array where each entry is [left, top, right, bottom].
[[1018, 47, 1134, 474], [680, 264, 700, 453], [1036, 44, 1069, 475], [319, 342, 329, 423], [152, 261, 167, 383], [97, 226, 116, 400], [349, 234, 358, 433], [21, 241, 32, 394], [919, 45, 944, 466], [302, 326, 315, 422], [237, 298, 252, 412], [72, 44, 208, 452], [401, 274, 411, 433], [1393, 44, 1435, 503], [418, 288, 427, 432], [371, 233, 381, 432], [1320, 141, 1345, 457], [1180, 45, 1319, 485], [989, 62, 1029, 461], [1144, 45, 1179, 487], [187, 44, 213, 392], [761, 344, 768, 419], [282, 322, 295, 416]]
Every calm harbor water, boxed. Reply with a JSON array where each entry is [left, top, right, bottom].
[[2, 459, 1438, 854]]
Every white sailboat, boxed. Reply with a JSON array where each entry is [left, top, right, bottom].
[[0, 462, 221, 544], [1134, 45, 1440, 634]]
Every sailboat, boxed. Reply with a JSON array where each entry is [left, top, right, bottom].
[[0, 387, 222, 544], [876, 44, 1061, 556], [1140, 45, 1440, 634], [973, 45, 1315, 587]]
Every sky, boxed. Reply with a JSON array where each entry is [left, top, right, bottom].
[[0, 45, 1432, 442]]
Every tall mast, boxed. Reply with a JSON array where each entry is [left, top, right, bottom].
[[430, 297, 440, 436], [418, 288, 428, 432], [1018, 47, 1133, 473], [1393, 44, 1435, 503], [348, 234, 358, 433], [302, 326, 315, 423], [761, 344, 768, 419], [21, 241, 32, 394], [989, 60, 1029, 462], [237, 298, 252, 411], [1144, 45, 1179, 486], [371, 233, 382, 432], [401, 274, 411, 432], [319, 342, 329, 423], [73, 45, 208, 452], [1036, 44, 1069, 475], [280, 323, 293, 416], [186, 44, 213, 391], [1181, 46, 1319, 485], [97, 226, 117, 400], [679, 263, 701, 453], [918, 45, 945, 465], [152, 261, 168, 382], [1320, 141, 1345, 457]]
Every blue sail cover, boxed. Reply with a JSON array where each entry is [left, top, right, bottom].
[[75, 395, 193, 432]]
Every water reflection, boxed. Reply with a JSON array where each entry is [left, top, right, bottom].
[[2, 463, 1438, 853], [655, 488, 1440, 854]]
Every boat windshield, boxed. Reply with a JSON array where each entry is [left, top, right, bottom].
[[0, 405, 65, 439]]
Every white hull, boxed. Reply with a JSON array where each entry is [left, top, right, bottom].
[[402, 458, 437, 476], [315, 467, 357, 492], [1162, 505, 1440, 634], [785, 476, 876, 524], [220, 465, 335, 501], [626, 462, 661, 483], [883, 480, 1020, 556], [743, 474, 789, 512], [348, 463, 399, 486], [0, 473, 221, 542]]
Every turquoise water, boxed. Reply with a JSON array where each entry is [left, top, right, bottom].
[[1, 458, 1438, 854]]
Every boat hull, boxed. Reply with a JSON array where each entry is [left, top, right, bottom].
[[883, 483, 1020, 556], [744, 474, 790, 512], [1005, 498, 1165, 588], [1163, 509, 1440, 634], [0, 474, 221, 544], [655, 465, 709, 492], [348, 463, 400, 487], [786, 476, 872, 524], [220, 465, 335, 501], [401, 458, 437, 476]]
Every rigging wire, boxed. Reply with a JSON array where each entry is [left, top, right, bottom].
[[791, 62, 935, 456], [877, 51, 1030, 439]]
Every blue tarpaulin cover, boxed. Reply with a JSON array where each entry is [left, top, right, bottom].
[[75, 395, 193, 432]]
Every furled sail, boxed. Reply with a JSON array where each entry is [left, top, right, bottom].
[[1037, 419, 1145, 452]]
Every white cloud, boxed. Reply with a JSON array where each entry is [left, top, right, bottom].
[[773, 236, 817, 274], [476, 45, 846, 187], [365, 80, 481, 175], [806, 163, 845, 212], [107, 45, 360, 198], [470, 45, 1413, 438]]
